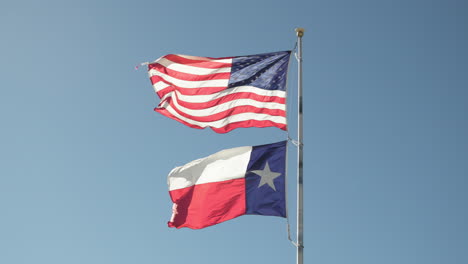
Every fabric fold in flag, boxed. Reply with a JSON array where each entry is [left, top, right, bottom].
[[167, 141, 287, 229], [148, 51, 291, 133]]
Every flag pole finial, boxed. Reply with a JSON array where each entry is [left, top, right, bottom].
[[295, 28, 305, 37]]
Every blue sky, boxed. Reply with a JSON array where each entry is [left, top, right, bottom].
[[1, 0, 467, 263]]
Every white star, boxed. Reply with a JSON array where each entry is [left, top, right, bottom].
[[250, 162, 281, 191]]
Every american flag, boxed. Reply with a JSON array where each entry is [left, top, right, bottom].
[[148, 51, 291, 133]]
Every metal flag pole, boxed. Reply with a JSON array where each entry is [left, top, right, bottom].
[[295, 27, 305, 264]]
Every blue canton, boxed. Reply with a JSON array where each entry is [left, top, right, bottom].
[[228, 51, 291, 91]]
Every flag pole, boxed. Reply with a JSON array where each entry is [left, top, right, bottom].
[[295, 27, 305, 264]]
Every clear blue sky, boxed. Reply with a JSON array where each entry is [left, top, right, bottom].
[[1, 0, 467, 263]]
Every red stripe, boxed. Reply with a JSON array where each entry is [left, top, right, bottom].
[[156, 85, 228, 98], [168, 178, 246, 229], [215, 119, 287, 133], [159, 97, 286, 122], [172, 92, 286, 110], [149, 63, 231, 81], [155, 108, 287, 133], [163, 54, 232, 69]]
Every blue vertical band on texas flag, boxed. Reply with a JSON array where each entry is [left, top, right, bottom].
[[245, 140, 287, 217]]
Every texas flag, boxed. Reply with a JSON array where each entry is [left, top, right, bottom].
[[167, 141, 287, 229]]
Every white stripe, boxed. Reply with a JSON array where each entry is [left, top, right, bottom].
[[154, 57, 232, 75], [172, 86, 286, 103], [159, 103, 287, 128], [176, 54, 232, 64], [164, 94, 285, 116], [154, 85, 286, 101], [149, 69, 229, 89], [168, 146, 252, 191], [152, 82, 170, 93]]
